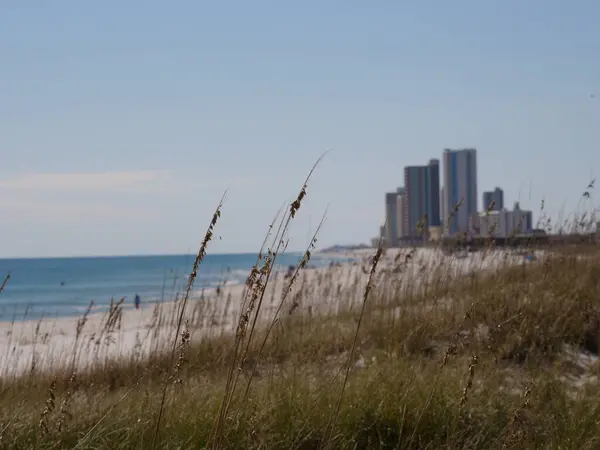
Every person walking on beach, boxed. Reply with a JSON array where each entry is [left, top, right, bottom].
[[134, 294, 141, 310]]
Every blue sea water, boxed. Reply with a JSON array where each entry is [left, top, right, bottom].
[[0, 253, 346, 321]]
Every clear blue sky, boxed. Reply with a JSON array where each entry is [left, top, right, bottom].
[[1, 1, 598, 257]]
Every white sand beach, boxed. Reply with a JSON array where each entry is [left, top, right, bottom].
[[0, 248, 541, 377]]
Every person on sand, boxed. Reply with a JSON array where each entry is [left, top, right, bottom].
[[134, 294, 141, 310]]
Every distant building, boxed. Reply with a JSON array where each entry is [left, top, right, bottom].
[[440, 186, 446, 227], [442, 148, 478, 236], [403, 159, 441, 239], [478, 202, 533, 238], [396, 187, 406, 240], [523, 208, 533, 233], [385, 192, 398, 247], [469, 213, 481, 235], [483, 187, 504, 212], [428, 159, 441, 227]]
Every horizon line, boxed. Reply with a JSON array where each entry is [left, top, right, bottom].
[[0, 246, 360, 261], [0, 250, 313, 261]]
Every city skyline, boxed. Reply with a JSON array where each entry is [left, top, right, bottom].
[[378, 147, 540, 245]]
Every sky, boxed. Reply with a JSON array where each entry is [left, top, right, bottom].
[[1, 1, 599, 258]]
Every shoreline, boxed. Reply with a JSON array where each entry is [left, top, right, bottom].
[[0, 248, 536, 377], [0, 259, 363, 376], [0, 253, 356, 325]]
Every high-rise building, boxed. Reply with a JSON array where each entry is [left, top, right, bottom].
[[483, 187, 504, 212], [385, 192, 398, 247], [396, 187, 406, 240], [442, 148, 478, 235], [428, 159, 441, 227], [440, 186, 446, 226], [403, 159, 441, 238]]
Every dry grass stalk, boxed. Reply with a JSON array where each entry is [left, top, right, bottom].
[[444, 198, 464, 237], [321, 241, 384, 448], [172, 321, 191, 385], [29, 317, 43, 377], [210, 154, 328, 448], [229, 203, 288, 356], [152, 193, 226, 448], [38, 379, 57, 436], [242, 218, 325, 400], [459, 354, 478, 407], [71, 301, 94, 370], [501, 385, 532, 449], [56, 372, 76, 433], [0, 272, 10, 295], [213, 248, 275, 424]]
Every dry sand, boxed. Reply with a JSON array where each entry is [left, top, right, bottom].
[[0, 248, 540, 377]]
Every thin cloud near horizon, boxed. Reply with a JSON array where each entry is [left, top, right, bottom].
[[0, 170, 170, 192], [0, 170, 273, 193]]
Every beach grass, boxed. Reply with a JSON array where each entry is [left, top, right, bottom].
[[1, 166, 600, 448], [1, 246, 600, 449]]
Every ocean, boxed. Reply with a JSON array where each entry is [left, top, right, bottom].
[[0, 253, 347, 322]]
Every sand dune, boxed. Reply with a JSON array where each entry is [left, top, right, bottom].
[[0, 248, 540, 377]]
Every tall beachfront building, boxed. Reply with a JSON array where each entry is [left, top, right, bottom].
[[442, 148, 478, 235], [396, 187, 406, 240], [403, 159, 441, 239], [440, 186, 446, 226], [385, 191, 398, 247]]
